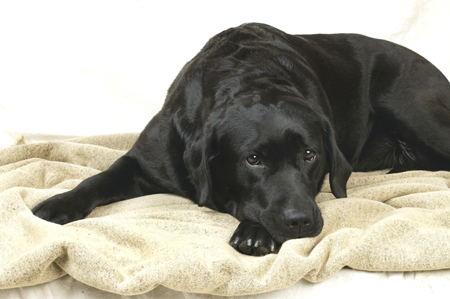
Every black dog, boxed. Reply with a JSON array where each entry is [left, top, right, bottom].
[[33, 23, 450, 256]]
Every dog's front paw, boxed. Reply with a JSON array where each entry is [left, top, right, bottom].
[[229, 219, 281, 256], [32, 191, 90, 225]]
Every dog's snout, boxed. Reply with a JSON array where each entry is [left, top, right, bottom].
[[282, 209, 313, 233]]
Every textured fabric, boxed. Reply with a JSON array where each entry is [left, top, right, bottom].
[[1, 134, 450, 296]]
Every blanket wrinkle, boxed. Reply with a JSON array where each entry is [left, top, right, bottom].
[[1, 133, 450, 296]]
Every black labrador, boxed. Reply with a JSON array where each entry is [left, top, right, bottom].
[[32, 23, 450, 256]]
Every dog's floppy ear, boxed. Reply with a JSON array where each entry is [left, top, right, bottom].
[[183, 125, 218, 207], [323, 121, 352, 198]]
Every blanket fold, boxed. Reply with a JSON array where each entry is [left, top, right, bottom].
[[1, 133, 450, 295]]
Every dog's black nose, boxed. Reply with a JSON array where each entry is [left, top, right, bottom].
[[283, 210, 313, 233]]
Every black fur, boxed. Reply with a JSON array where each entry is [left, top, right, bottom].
[[33, 23, 450, 256]]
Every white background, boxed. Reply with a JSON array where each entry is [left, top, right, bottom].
[[1, 0, 449, 147]]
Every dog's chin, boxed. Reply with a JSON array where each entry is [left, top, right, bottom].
[[262, 220, 324, 244]]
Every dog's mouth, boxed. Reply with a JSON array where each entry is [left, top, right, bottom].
[[261, 207, 324, 244]]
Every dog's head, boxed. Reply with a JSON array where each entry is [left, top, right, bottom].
[[184, 93, 352, 243]]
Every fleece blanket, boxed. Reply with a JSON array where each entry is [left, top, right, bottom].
[[1, 133, 450, 296]]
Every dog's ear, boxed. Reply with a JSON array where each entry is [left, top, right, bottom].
[[183, 125, 218, 207], [323, 121, 352, 198]]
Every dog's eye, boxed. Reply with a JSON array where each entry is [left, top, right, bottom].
[[303, 150, 316, 162], [246, 154, 261, 165]]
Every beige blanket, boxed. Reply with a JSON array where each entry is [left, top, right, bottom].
[[1, 133, 450, 296]]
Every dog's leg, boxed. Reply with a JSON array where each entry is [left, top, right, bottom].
[[32, 155, 156, 224], [229, 219, 281, 256], [366, 55, 450, 172]]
